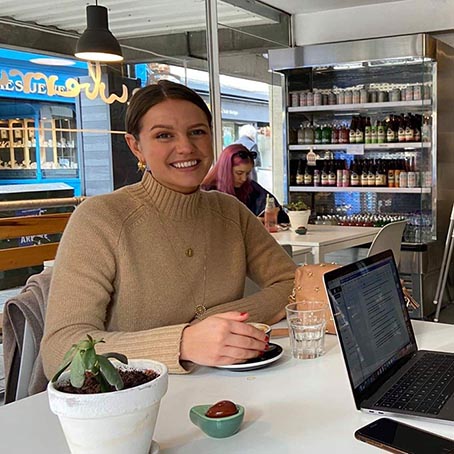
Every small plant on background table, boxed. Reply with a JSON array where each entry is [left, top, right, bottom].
[[285, 200, 310, 211]]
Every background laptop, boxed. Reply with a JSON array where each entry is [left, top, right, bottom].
[[323, 250, 454, 424]]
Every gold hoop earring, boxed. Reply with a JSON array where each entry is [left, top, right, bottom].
[[137, 161, 146, 172]]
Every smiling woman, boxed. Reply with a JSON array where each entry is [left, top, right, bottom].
[[125, 98, 213, 194], [41, 80, 296, 378]]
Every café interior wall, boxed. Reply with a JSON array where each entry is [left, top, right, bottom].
[[292, 0, 454, 47]]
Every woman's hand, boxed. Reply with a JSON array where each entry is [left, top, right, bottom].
[[180, 311, 269, 366]]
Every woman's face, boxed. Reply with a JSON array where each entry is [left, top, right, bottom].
[[233, 162, 253, 188], [125, 99, 213, 194]]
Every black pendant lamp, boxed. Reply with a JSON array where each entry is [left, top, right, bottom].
[[75, 2, 123, 62]]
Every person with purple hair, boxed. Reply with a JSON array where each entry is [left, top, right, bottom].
[[202, 143, 289, 224]]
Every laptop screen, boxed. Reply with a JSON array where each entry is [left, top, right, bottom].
[[324, 250, 417, 408]]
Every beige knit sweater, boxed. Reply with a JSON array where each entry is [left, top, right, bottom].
[[41, 172, 296, 377]]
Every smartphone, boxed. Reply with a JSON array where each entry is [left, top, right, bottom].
[[355, 418, 454, 454]]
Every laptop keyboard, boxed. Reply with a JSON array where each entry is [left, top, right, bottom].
[[375, 352, 454, 415]]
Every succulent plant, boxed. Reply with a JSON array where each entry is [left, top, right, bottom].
[[52, 335, 128, 393], [284, 200, 310, 211]]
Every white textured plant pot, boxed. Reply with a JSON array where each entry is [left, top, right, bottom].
[[48, 359, 168, 454], [287, 210, 310, 229]]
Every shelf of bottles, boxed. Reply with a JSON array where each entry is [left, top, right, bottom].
[[289, 143, 430, 151], [288, 100, 431, 113], [290, 186, 429, 194], [290, 154, 430, 191], [289, 113, 431, 148], [284, 62, 435, 244], [312, 212, 428, 243]]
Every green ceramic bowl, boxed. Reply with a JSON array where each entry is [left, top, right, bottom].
[[189, 404, 245, 438]]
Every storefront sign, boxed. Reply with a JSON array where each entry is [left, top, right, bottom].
[[0, 62, 129, 104]]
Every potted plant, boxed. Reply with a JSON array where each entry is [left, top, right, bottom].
[[285, 200, 311, 229], [47, 335, 168, 454]]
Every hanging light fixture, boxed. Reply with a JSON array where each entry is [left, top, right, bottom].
[[75, 1, 123, 62]]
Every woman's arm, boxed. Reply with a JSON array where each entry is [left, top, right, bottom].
[[41, 198, 191, 378], [200, 203, 296, 324]]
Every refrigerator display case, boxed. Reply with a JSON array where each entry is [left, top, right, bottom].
[[269, 34, 454, 318]]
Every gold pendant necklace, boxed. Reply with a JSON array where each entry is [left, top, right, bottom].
[[155, 208, 208, 320]]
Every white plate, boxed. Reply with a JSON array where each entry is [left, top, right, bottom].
[[215, 344, 283, 371]]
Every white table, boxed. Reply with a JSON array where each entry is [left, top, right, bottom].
[[2, 320, 454, 453], [273, 224, 380, 263]]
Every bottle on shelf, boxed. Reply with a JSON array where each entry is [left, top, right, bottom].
[[413, 114, 421, 142], [371, 120, 378, 144], [387, 159, 395, 188], [321, 160, 329, 186], [360, 159, 369, 187], [364, 117, 372, 144], [407, 157, 417, 188], [313, 161, 321, 187], [350, 159, 360, 187], [398, 115, 406, 143], [314, 124, 322, 144], [385, 115, 396, 143], [322, 124, 332, 144], [367, 159, 376, 186], [349, 117, 357, 144], [405, 115, 415, 142], [306, 147, 317, 167], [306, 91, 314, 106], [331, 124, 339, 144], [297, 124, 304, 144], [304, 123, 314, 144], [336, 161, 343, 187], [394, 159, 402, 186], [399, 159, 408, 188], [339, 123, 350, 144], [328, 160, 337, 186], [296, 159, 304, 185], [377, 120, 385, 144], [375, 159, 387, 187], [421, 116, 431, 142], [290, 159, 298, 185], [355, 116, 364, 144], [342, 160, 350, 187], [303, 164, 313, 186]]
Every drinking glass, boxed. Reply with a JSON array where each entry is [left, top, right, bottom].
[[285, 301, 326, 359]]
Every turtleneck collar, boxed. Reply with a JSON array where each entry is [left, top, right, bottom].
[[140, 171, 202, 220]]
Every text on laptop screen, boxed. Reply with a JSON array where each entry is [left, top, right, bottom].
[[325, 255, 414, 394]]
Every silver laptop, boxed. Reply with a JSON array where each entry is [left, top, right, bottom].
[[323, 250, 454, 424]]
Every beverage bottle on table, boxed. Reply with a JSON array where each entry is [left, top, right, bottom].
[[264, 194, 278, 233]]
